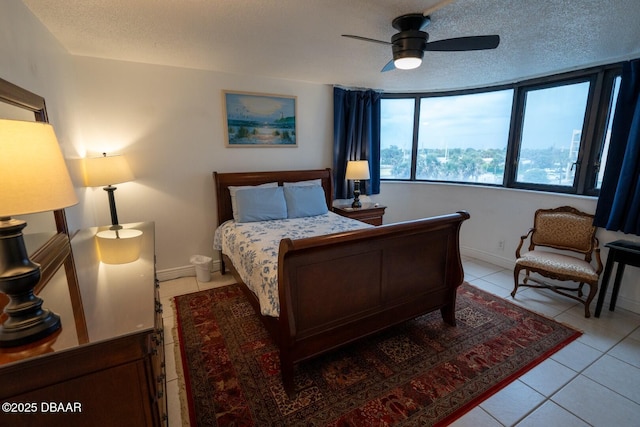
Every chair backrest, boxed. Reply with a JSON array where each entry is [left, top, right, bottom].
[[530, 206, 597, 257]]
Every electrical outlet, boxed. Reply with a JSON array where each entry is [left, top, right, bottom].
[[498, 240, 505, 251]]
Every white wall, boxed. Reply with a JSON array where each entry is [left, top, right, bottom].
[[0, 1, 77, 152], [68, 57, 334, 277], [0, 1, 82, 243]]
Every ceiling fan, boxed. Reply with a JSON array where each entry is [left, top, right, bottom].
[[342, 13, 500, 72]]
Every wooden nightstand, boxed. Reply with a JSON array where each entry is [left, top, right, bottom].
[[333, 203, 386, 226]]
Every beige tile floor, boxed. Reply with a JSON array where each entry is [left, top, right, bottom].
[[159, 257, 640, 426]]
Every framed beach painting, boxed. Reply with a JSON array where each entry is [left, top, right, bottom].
[[223, 91, 297, 147]]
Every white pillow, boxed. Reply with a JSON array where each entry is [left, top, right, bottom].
[[229, 182, 277, 221]]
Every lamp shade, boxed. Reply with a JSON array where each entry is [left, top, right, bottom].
[[0, 119, 78, 217], [345, 160, 371, 180], [83, 154, 135, 187]]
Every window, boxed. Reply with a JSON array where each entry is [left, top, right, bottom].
[[416, 90, 512, 183], [380, 98, 415, 179], [380, 62, 623, 196], [515, 81, 590, 188]]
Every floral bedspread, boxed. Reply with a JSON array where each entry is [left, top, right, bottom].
[[213, 212, 372, 316]]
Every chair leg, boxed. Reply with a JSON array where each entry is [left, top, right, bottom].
[[584, 282, 598, 318], [511, 266, 521, 297]]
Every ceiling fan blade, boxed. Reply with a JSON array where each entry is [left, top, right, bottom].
[[424, 35, 500, 51], [381, 60, 396, 72], [342, 34, 391, 46]]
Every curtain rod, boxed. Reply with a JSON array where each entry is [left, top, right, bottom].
[[333, 84, 383, 93]]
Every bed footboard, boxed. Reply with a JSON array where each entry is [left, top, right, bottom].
[[276, 210, 470, 395]]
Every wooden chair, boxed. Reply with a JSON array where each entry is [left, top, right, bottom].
[[511, 206, 603, 317]]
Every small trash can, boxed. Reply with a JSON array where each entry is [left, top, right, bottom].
[[190, 255, 212, 282]]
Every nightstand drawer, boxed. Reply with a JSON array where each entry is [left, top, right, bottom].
[[333, 203, 386, 226]]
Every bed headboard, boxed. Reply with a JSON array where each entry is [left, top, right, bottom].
[[213, 168, 334, 225]]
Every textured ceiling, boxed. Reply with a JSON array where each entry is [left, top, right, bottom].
[[21, 0, 640, 92]]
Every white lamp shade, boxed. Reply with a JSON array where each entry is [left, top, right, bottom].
[[345, 160, 371, 180], [0, 119, 78, 217], [394, 57, 422, 70], [83, 154, 135, 187]]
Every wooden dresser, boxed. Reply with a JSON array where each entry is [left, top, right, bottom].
[[0, 222, 167, 426]]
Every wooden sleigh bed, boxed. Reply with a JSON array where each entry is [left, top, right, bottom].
[[213, 168, 469, 396]]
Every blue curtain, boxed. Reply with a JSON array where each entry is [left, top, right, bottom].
[[333, 87, 381, 199], [594, 59, 640, 234]]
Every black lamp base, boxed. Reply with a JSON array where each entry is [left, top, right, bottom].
[[0, 309, 61, 348], [351, 194, 362, 208], [351, 179, 362, 208], [104, 185, 122, 229], [0, 218, 61, 348]]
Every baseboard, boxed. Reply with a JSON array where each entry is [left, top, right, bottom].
[[596, 291, 640, 316], [157, 259, 222, 282], [461, 246, 515, 270]]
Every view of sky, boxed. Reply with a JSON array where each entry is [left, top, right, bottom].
[[521, 82, 589, 151], [418, 90, 513, 150], [381, 82, 590, 152]]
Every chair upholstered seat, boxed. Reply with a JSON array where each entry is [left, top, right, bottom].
[[516, 250, 599, 283], [512, 206, 602, 318]]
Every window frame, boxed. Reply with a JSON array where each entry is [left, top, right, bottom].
[[506, 75, 596, 194], [584, 68, 622, 195], [381, 62, 623, 196]]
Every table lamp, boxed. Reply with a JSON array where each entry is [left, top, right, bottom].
[[345, 160, 370, 208], [83, 153, 134, 230], [0, 119, 78, 347]]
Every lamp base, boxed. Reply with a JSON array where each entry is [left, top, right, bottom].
[[351, 180, 362, 208], [0, 218, 61, 348], [0, 309, 61, 348]]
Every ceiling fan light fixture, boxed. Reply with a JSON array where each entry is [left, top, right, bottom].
[[394, 56, 422, 70], [343, 12, 500, 73]]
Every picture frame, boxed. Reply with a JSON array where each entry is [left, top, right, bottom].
[[222, 90, 297, 147]]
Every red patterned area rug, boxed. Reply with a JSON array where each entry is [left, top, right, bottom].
[[174, 283, 581, 426]]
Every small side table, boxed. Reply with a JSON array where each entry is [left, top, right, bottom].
[[333, 203, 386, 226], [595, 240, 640, 318]]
